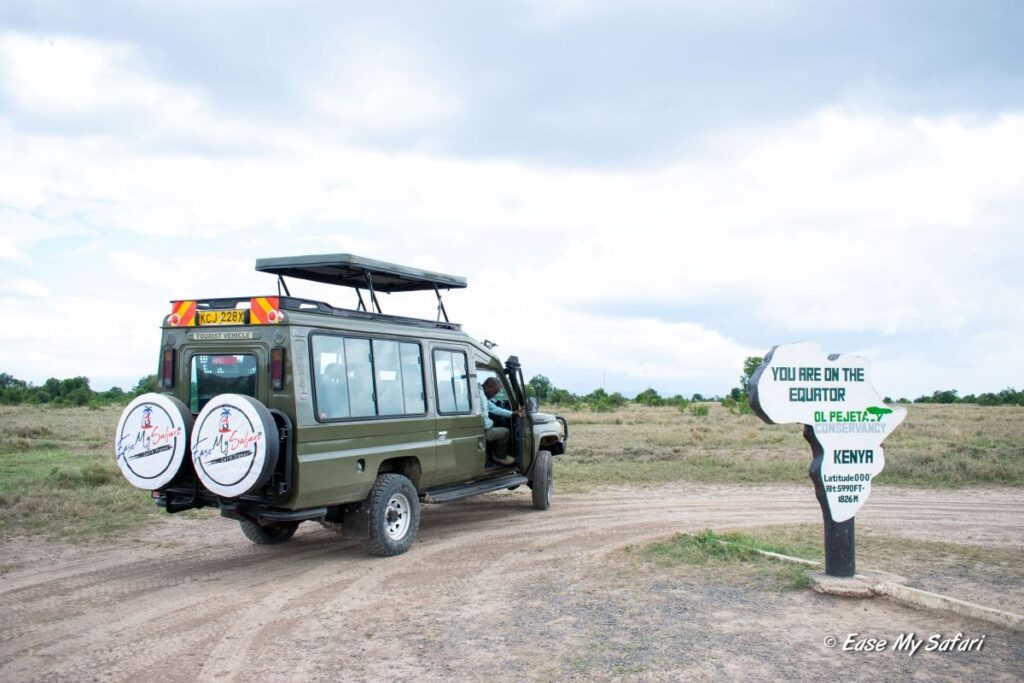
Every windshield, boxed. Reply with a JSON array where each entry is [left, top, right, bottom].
[[190, 353, 257, 412]]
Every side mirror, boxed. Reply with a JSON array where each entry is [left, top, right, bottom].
[[527, 397, 539, 413]]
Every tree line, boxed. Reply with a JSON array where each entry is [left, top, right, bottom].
[[0, 373, 157, 407], [528, 355, 1024, 411], [3, 365, 1021, 410]]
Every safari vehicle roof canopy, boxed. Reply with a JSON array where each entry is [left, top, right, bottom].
[[255, 254, 467, 293], [165, 254, 468, 330], [256, 253, 466, 322]]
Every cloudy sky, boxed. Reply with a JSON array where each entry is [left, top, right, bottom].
[[1, 0, 1021, 398]]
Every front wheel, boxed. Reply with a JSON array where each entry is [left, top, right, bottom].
[[531, 450, 553, 510], [363, 473, 420, 557]]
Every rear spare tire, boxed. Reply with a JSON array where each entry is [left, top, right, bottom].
[[191, 394, 279, 498], [114, 393, 193, 490]]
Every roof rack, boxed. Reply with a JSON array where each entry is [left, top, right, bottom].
[[179, 296, 462, 331], [255, 253, 466, 323]]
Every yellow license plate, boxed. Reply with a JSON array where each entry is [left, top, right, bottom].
[[197, 310, 246, 326]]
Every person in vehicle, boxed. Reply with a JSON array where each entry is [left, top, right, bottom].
[[317, 362, 349, 419], [480, 377, 523, 466]]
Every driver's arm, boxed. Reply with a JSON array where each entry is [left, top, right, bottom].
[[487, 398, 514, 419]]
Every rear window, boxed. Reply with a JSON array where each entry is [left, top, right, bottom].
[[190, 354, 258, 412]]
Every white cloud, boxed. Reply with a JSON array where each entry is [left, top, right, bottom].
[[305, 37, 462, 135], [0, 33, 203, 122], [0, 32, 1020, 395]]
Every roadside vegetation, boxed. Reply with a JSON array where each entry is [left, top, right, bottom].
[[0, 372, 157, 407], [634, 525, 1024, 609], [552, 402, 1024, 491], [2, 401, 1020, 541], [632, 529, 813, 590], [0, 405, 157, 539], [1, 356, 1022, 541]]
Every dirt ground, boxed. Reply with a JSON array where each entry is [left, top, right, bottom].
[[1, 484, 1022, 682]]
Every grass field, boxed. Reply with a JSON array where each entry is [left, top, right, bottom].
[[1, 402, 1022, 539], [554, 402, 1024, 492]]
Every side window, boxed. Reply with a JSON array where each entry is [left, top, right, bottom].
[[313, 336, 350, 419], [373, 340, 426, 416], [345, 338, 375, 418], [400, 342, 426, 414], [433, 349, 470, 414], [312, 335, 425, 420]]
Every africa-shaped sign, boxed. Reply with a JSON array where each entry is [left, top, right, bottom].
[[749, 342, 906, 522]]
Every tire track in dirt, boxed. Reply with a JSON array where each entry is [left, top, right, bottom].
[[1, 484, 1021, 681]]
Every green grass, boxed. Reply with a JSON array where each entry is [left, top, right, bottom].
[[636, 529, 813, 590], [2, 401, 1022, 541], [636, 525, 1024, 602], [0, 405, 158, 540], [0, 446, 157, 539], [552, 402, 1024, 491]]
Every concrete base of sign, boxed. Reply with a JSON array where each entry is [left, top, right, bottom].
[[808, 570, 907, 599], [807, 571, 1024, 632], [809, 572, 874, 598], [723, 540, 1024, 631]]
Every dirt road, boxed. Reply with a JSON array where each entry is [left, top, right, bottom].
[[2, 484, 1022, 681]]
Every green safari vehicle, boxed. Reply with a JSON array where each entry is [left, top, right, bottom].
[[114, 254, 568, 556]]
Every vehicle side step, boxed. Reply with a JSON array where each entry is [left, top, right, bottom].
[[421, 474, 528, 504], [258, 507, 328, 523]]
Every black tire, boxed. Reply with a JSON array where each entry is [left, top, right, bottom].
[[362, 473, 420, 557], [239, 518, 298, 545], [531, 450, 553, 511]]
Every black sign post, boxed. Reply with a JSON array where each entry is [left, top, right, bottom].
[[805, 425, 856, 577]]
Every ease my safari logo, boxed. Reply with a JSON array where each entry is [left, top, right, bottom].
[[114, 394, 190, 489], [192, 398, 266, 494]]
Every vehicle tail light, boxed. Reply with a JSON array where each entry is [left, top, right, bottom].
[[162, 348, 176, 388], [271, 346, 286, 390]]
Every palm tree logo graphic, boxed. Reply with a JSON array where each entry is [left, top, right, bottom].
[[141, 406, 154, 430], [219, 408, 232, 433]]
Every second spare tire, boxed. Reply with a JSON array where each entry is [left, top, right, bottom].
[[191, 394, 279, 498], [114, 393, 193, 490]]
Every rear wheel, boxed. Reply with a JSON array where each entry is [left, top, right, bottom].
[[239, 519, 298, 545], [363, 473, 420, 557], [531, 450, 553, 510]]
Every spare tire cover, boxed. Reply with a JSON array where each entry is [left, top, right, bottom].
[[191, 394, 279, 498], [114, 393, 193, 490]]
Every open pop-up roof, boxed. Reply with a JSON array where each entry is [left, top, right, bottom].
[[255, 253, 466, 292], [255, 253, 466, 321]]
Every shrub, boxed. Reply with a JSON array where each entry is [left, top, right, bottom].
[[47, 461, 121, 489]]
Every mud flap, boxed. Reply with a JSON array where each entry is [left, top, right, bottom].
[[340, 502, 370, 539]]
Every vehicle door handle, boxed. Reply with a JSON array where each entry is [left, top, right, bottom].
[[437, 431, 447, 440]]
